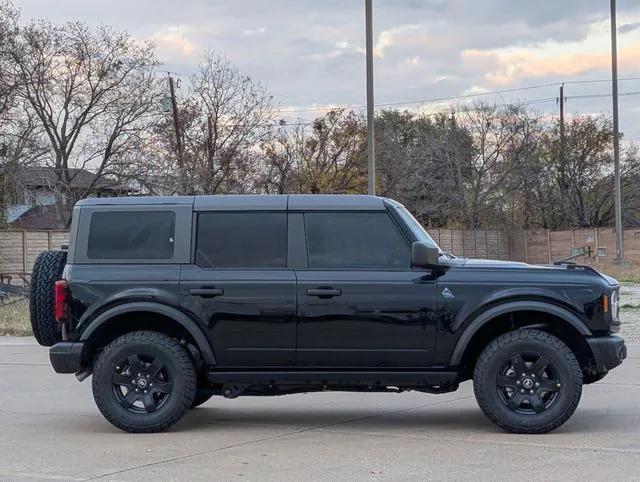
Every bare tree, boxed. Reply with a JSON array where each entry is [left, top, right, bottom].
[[376, 110, 473, 227], [147, 50, 275, 195], [0, 1, 19, 117], [456, 103, 537, 227], [5, 18, 161, 223], [258, 109, 367, 194]]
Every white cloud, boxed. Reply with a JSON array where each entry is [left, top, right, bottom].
[[243, 27, 267, 36], [150, 26, 198, 62]]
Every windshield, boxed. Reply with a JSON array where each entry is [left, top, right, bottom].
[[394, 206, 441, 251]]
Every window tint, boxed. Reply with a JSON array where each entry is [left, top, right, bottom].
[[196, 213, 287, 268], [305, 212, 409, 269], [88, 211, 175, 259]]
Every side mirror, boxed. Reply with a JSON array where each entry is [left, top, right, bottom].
[[411, 242, 441, 268]]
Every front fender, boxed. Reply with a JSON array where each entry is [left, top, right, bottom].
[[79, 301, 216, 365], [449, 300, 592, 366]]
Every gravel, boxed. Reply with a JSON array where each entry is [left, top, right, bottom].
[[619, 282, 640, 344]]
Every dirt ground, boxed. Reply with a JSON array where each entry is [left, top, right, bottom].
[[0, 298, 30, 336]]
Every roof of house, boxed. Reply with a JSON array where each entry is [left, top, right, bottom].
[[11, 167, 131, 192], [8, 204, 63, 230]]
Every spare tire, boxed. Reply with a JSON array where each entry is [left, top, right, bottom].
[[30, 250, 67, 347], [28, 252, 44, 342]]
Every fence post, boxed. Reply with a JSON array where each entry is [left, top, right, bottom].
[[47, 231, 52, 251], [22, 230, 27, 275], [524, 230, 528, 263], [547, 229, 552, 263]]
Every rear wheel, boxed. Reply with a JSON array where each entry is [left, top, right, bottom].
[[473, 329, 582, 434], [92, 331, 196, 433], [29, 250, 67, 347]]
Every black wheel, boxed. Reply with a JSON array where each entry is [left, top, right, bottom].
[[473, 329, 582, 434], [29, 250, 67, 347], [92, 331, 196, 433]]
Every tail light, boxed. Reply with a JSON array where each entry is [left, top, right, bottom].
[[54, 280, 69, 321]]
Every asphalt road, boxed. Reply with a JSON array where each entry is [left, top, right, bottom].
[[1, 337, 639, 481]]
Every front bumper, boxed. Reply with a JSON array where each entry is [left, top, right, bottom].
[[49, 342, 85, 374], [587, 335, 627, 373]]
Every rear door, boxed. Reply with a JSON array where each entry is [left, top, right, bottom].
[[295, 210, 438, 368], [180, 210, 296, 367]]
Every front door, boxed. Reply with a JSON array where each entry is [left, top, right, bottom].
[[296, 211, 438, 367], [180, 211, 296, 367]]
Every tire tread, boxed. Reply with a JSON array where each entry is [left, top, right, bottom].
[[30, 251, 67, 347]]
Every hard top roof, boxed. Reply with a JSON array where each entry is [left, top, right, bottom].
[[76, 194, 389, 211]]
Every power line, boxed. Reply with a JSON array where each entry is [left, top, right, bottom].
[[566, 90, 640, 100], [272, 76, 640, 114]]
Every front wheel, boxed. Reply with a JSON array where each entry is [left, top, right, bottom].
[[92, 331, 196, 433], [473, 329, 583, 434]]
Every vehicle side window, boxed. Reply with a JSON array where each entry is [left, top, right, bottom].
[[304, 212, 409, 269], [196, 212, 287, 268], [87, 211, 175, 259]]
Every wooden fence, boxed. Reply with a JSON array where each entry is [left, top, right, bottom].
[[514, 227, 640, 277], [0, 230, 69, 285], [427, 228, 511, 260]]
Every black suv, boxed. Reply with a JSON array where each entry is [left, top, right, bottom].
[[29, 195, 626, 433]]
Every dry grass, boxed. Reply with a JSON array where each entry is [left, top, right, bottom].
[[0, 298, 31, 336]]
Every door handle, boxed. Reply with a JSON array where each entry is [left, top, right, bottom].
[[190, 288, 224, 298], [306, 288, 342, 298]]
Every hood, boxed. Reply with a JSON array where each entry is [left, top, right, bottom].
[[446, 257, 535, 269], [457, 258, 531, 268], [445, 257, 618, 286]]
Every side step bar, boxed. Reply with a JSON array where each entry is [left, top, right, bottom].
[[207, 370, 459, 386]]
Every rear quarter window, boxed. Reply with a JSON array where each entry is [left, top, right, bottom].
[[87, 211, 175, 260]]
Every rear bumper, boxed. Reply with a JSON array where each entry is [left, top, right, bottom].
[[587, 335, 627, 373], [49, 342, 84, 374]]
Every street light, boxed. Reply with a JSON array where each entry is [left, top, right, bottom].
[[365, 0, 375, 196]]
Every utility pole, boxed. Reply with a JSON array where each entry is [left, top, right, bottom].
[[168, 73, 185, 193], [610, 0, 624, 261], [559, 83, 565, 164], [365, 0, 376, 196]]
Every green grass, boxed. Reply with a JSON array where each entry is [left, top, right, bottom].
[[619, 278, 640, 284], [621, 303, 640, 311], [0, 299, 31, 336]]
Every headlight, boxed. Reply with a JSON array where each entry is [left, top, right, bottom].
[[611, 290, 620, 320]]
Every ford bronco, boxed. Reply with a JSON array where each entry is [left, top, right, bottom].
[[29, 195, 626, 433]]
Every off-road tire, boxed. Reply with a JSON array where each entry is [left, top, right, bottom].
[[29, 250, 67, 347], [92, 331, 197, 433], [28, 252, 44, 341], [473, 329, 583, 434]]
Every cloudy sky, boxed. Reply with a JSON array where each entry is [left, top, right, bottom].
[[16, 0, 640, 140]]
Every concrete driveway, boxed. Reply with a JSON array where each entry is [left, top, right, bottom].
[[1, 337, 639, 481]]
